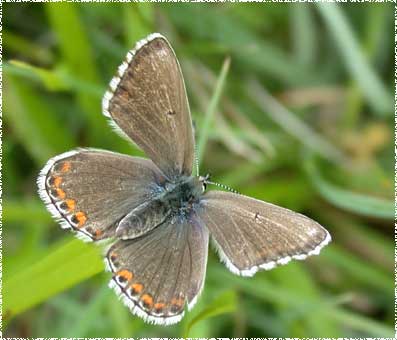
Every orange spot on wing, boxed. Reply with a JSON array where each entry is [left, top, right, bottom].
[[52, 176, 62, 187], [73, 211, 87, 227], [154, 302, 165, 313], [117, 269, 133, 282], [130, 283, 143, 295], [56, 188, 66, 199], [94, 229, 103, 237], [141, 294, 153, 307], [60, 161, 71, 172], [171, 297, 184, 307], [65, 199, 76, 211]]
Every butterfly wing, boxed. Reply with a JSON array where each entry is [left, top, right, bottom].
[[105, 213, 209, 325], [102, 33, 195, 180], [197, 191, 331, 276], [37, 149, 165, 242]]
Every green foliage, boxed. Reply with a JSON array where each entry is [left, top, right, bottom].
[[197, 57, 231, 166], [183, 290, 237, 337], [4, 239, 103, 319], [305, 156, 393, 219], [4, 3, 393, 337], [316, 3, 392, 116]]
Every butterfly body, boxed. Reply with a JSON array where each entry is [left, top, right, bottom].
[[38, 33, 331, 326], [116, 174, 204, 239]]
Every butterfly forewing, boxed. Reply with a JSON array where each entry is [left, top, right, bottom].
[[106, 213, 209, 325], [103, 34, 195, 180], [197, 191, 331, 276], [38, 149, 165, 242]]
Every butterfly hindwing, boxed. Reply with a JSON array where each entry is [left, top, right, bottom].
[[197, 191, 331, 276], [106, 212, 209, 325], [37, 149, 166, 242], [102, 33, 195, 180]]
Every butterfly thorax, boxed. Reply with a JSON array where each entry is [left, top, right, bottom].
[[161, 175, 204, 213]]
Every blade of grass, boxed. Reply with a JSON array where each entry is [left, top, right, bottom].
[[4, 61, 104, 97], [247, 79, 347, 165], [4, 74, 76, 165], [187, 59, 275, 158], [4, 200, 52, 224], [183, 290, 237, 337], [3, 239, 103, 320], [331, 216, 394, 271], [219, 159, 276, 187], [322, 245, 393, 295], [365, 4, 393, 69], [7, 60, 69, 91], [184, 59, 261, 165], [270, 264, 339, 336], [44, 3, 111, 145], [316, 3, 392, 116], [215, 114, 262, 163], [4, 30, 53, 64], [44, 3, 100, 89], [342, 5, 391, 129], [290, 5, 316, 67], [305, 157, 393, 219], [165, 6, 318, 86], [197, 57, 231, 166], [124, 4, 154, 47], [330, 307, 394, 337]]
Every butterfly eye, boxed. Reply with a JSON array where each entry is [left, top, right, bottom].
[[165, 182, 173, 191]]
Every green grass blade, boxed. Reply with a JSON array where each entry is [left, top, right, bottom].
[[4, 61, 104, 97], [44, 3, 100, 86], [197, 57, 231, 167], [4, 30, 53, 64], [4, 239, 103, 320], [4, 200, 52, 224], [4, 74, 76, 165], [271, 264, 339, 336], [316, 3, 392, 116], [305, 157, 393, 219], [44, 3, 108, 145], [165, 6, 318, 85], [6, 60, 69, 91], [124, 4, 154, 47], [322, 245, 393, 295], [290, 5, 316, 67], [183, 290, 237, 337], [247, 79, 347, 165], [330, 307, 394, 337]]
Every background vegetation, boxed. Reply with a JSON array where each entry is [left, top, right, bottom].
[[3, 3, 394, 337]]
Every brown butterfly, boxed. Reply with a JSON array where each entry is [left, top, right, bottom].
[[38, 33, 331, 325]]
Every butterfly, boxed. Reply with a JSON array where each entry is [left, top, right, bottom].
[[37, 33, 331, 325]]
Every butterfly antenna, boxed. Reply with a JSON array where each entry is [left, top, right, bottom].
[[192, 120, 200, 176], [194, 144, 200, 176], [206, 180, 240, 194]]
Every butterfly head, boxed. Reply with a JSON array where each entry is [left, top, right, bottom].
[[199, 174, 211, 192]]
